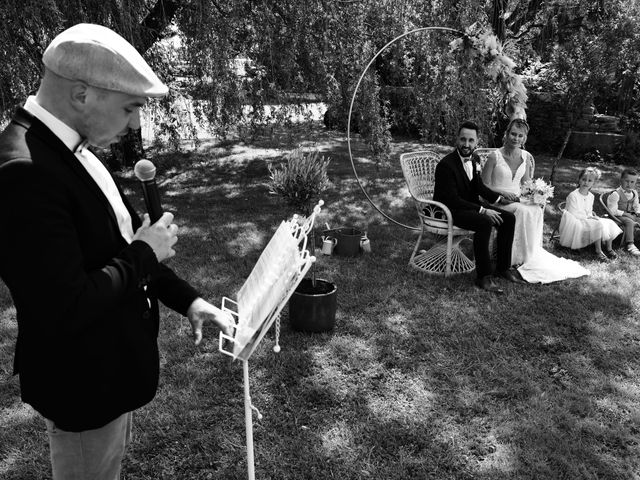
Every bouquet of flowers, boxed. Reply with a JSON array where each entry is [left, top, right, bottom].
[[520, 178, 554, 206]]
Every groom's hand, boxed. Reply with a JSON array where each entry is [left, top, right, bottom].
[[483, 209, 503, 226]]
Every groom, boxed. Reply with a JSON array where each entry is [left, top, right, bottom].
[[433, 121, 524, 293]]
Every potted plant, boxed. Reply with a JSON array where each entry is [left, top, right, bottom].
[[268, 147, 337, 332]]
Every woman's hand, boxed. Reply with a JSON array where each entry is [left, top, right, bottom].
[[502, 192, 520, 202]]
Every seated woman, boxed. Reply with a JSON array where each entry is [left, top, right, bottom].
[[481, 118, 589, 283]]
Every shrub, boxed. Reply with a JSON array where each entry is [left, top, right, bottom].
[[582, 149, 610, 164], [267, 148, 331, 215]]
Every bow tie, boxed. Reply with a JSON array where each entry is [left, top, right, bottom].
[[462, 157, 472, 163], [75, 140, 90, 154]]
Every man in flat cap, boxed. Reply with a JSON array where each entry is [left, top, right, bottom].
[[0, 23, 233, 479]]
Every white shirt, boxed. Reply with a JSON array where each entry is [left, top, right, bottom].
[[458, 153, 473, 180], [23, 96, 134, 243]]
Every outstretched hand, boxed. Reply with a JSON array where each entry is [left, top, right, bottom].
[[186, 297, 235, 346]]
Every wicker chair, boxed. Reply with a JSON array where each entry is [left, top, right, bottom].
[[399, 151, 475, 276]]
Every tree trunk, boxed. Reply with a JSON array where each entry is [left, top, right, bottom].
[[491, 0, 506, 42], [117, 0, 183, 167], [137, 0, 183, 53]]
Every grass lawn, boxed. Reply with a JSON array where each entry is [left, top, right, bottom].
[[1, 123, 640, 479]]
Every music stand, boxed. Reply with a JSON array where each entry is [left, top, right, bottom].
[[218, 201, 323, 480]]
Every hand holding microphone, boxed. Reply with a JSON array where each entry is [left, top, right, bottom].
[[134, 159, 163, 223], [133, 160, 178, 261], [133, 212, 178, 262]]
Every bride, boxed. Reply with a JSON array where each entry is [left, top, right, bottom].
[[481, 118, 589, 283]]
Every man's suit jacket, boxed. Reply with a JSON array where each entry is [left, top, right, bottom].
[[0, 108, 200, 432], [433, 150, 499, 216]]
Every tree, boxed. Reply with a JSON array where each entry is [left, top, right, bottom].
[[0, 1, 181, 121], [0, 0, 182, 166], [3, 0, 638, 162], [514, 0, 640, 118]]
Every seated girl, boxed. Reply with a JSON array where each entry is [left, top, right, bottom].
[[560, 167, 623, 261]]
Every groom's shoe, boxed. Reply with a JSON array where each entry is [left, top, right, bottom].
[[475, 275, 504, 294], [497, 268, 527, 284]]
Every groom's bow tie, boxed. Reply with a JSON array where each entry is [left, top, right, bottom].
[[75, 139, 90, 154], [462, 156, 472, 162]]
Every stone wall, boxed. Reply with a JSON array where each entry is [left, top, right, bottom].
[[525, 92, 572, 152], [525, 91, 624, 157]]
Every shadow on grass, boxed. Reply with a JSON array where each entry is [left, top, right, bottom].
[[252, 264, 639, 479], [98, 135, 640, 480], [1, 127, 639, 479]]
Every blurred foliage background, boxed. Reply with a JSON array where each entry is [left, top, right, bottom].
[[1, 0, 639, 164]]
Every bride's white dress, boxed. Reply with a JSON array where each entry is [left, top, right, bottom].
[[487, 150, 589, 283]]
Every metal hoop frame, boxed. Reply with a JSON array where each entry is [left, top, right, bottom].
[[346, 27, 464, 231]]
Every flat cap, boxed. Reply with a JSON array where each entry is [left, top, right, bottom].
[[43, 23, 168, 98]]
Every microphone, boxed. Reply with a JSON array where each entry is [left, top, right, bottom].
[[134, 160, 163, 223]]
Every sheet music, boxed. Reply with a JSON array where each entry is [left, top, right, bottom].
[[221, 203, 321, 360]]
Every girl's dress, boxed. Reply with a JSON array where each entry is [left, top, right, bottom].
[[560, 189, 623, 249], [485, 150, 590, 283]]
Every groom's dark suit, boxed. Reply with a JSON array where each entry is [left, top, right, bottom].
[[433, 150, 515, 279], [0, 108, 200, 432]]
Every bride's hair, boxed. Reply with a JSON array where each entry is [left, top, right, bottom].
[[503, 118, 530, 148]]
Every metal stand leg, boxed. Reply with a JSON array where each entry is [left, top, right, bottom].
[[243, 360, 255, 480]]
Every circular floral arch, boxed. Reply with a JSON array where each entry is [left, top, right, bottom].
[[347, 24, 528, 230]]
